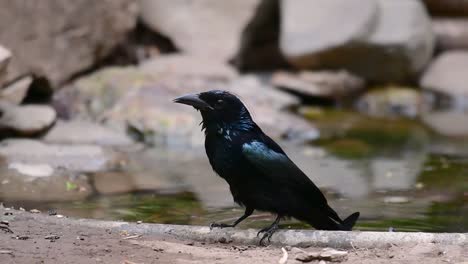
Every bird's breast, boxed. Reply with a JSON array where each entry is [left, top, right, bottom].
[[205, 134, 243, 179]]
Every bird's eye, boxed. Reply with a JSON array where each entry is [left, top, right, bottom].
[[214, 99, 224, 108]]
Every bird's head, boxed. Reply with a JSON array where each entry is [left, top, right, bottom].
[[173, 90, 254, 131]]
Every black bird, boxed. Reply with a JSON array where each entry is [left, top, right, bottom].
[[174, 90, 359, 244]]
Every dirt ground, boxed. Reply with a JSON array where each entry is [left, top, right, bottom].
[[0, 208, 466, 264]]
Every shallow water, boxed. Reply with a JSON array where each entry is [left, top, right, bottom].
[[2, 109, 467, 233]]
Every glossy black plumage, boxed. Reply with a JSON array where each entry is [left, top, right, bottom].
[[174, 90, 359, 243]]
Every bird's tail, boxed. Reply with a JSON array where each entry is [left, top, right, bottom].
[[340, 212, 360, 231]]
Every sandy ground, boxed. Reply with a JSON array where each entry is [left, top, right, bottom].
[[0, 208, 466, 264]]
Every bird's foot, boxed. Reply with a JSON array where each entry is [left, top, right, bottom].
[[209, 222, 234, 230], [0, 225, 13, 234], [257, 224, 279, 246]]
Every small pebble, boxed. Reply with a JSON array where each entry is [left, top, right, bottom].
[[383, 196, 410, 204], [13, 235, 30, 240], [30, 209, 41, 213], [48, 209, 57, 216], [45, 235, 60, 241], [1, 220, 9, 226], [56, 214, 64, 218], [137, 221, 142, 224]]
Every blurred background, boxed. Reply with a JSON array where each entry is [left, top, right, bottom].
[[0, 0, 466, 232]]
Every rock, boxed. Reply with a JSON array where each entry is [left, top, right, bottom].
[[139, 0, 261, 61], [0, 139, 123, 172], [421, 51, 468, 97], [233, 0, 290, 71], [0, 167, 92, 202], [0, 102, 56, 136], [281, 0, 377, 66], [423, 0, 468, 17], [280, 0, 434, 82], [0, 0, 138, 87], [271, 70, 365, 99], [139, 54, 238, 80], [355, 86, 422, 118], [8, 163, 54, 178], [433, 19, 468, 51], [54, 59, 316, 145], [44, 120, 133, 146], [0, 45, 11, 86], [0, 76, 32, 104], [420, 51, 468, 136], [367, 0, 434, 78], [422, 110, 468, 137]]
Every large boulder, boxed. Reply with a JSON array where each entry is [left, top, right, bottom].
[[420, 51, 468, 136], [139, 0, 261, 62], [0, 0, 138, 87], [280, 0, 434, 82], [233, 0, 290, 71]]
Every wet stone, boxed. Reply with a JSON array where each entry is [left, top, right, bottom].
[[0, 102, 56, 136], [44, 120, 133, 146], [0, 139, 124, 172]]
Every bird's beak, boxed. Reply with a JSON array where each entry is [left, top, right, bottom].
[[173, 93, 213, 110]]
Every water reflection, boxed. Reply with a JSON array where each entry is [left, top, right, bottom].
[[1, 110, 467, 232]]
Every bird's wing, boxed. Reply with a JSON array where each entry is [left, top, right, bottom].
[[242, 140, 342, 222]]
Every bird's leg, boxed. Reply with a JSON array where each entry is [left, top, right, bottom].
[[210, 207, 254, 229], [257, 214, 282, 246]]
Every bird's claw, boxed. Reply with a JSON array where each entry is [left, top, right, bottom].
[[209, 222, 233, 230], [257, 225, 279, 246], [256, 226, 269, 237]]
